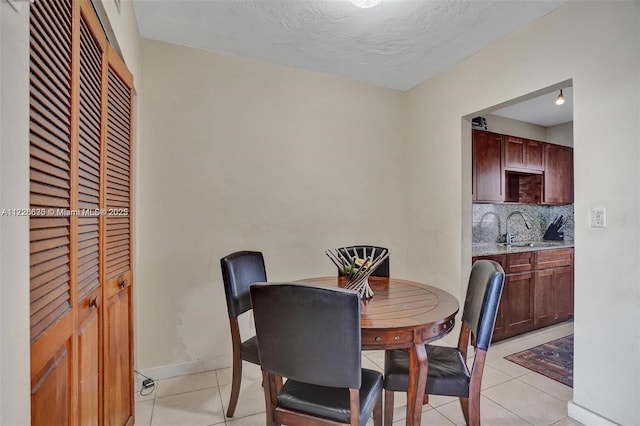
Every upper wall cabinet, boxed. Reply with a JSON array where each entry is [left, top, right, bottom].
[[472, 130, 573, 205], [505, 136, 544, 173], [544, 144, 574, 204], [472, 130, 504, 202]]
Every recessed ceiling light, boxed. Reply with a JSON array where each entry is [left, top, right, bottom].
[[350, 0, 382, 9]]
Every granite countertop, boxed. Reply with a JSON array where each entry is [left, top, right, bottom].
[[472, 240, 575, 257]]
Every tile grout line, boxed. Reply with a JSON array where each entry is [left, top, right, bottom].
[[215, 370, 227, 425], [514, 374, 572, 404], [148, 395, 156, 426], [479, 387, 537, 426]]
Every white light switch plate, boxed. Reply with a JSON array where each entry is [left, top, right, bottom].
[[590, 206, 607, 228]]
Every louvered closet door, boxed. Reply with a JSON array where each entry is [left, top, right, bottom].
[[30, 1, 135, 425], [103, 47, 134, 426], [76, 3, 107, 425], [29, 0, 74, 424]]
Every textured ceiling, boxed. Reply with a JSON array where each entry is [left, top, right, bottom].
[[133, 0, 569, 91]]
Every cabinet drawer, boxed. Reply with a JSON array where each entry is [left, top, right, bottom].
[[506, 252, 535, 273], [536, 248, 574, 269], [473, 255, 506, 270], [361, 329, 414, 348]]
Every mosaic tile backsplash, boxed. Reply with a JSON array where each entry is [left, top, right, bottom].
[[473, 204, 574, 244]]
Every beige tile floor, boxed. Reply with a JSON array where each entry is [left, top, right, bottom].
[[135, 321, 581, 426]]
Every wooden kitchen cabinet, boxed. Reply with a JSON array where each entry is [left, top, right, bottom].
[[472, 130, 504, 202], [505, 136, 544, 172], [500, 272, 535, 339], [544, 144, 574, 204], [472, 130, 572, 205], [535, 249, 574, 326], [534, 269, 556, 327], [534, 265, 573, 327], [553, 265, 574, 321], [473, 247, 574, 342]]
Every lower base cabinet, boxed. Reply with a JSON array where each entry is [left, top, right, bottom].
[[473, 247, 574, 342], [502, 272, 535, 337]]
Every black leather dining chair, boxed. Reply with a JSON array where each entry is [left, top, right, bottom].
[[337, 245, 390, 277], [383, 260, 505, 426], [250, 282, 383, 426], [220, 251, 267, 417]]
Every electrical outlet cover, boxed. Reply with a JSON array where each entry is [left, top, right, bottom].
[[590, 206, 606, 228]]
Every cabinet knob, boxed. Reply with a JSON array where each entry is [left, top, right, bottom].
[[375, 336, 381, 342], [118, 277, 127, 289]]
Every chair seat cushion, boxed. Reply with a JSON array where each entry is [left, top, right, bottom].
[[384, 345, 470, 398], [240, 336, 260, 365], [277, 368, 383, 425]]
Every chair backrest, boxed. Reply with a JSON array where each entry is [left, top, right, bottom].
[[220, 251, 267, 318], [250, 283, 362, 389], [461, 259, 505, 351], [337, 245, 390, 277]]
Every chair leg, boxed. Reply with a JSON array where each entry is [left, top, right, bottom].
[[383, 390, 394, 426], [263, 371, 277, 426], [460, 398, 480, 426], [373, 391, 383, 426], [467, 395, 480, 426], [226, 357, 243, 417]]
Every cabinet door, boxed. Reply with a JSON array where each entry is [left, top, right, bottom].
[[505, 137, 544, 172], [502, 272, 535, 337], [505, 136, 526, 170], [544, 144, 573, 204], [553, 266, 574, 321], [534, 270, 555, 327], [525, 140, 544, 171], [103, 48, 134, 426], [473, 130, 504, 202], [492, 296, 507, 341]]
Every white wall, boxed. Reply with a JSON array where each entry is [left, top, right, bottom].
[[480, 114, 574, 147], [0, 2, 31, 425], [485, 113, 547, 141], [405, 2, 639, 424], [136, 39, 407, 373], [101, 0, 141, 79], [546, 121, 573, 147]]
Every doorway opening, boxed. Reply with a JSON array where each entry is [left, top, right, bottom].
[[465, 80, 575, 393]]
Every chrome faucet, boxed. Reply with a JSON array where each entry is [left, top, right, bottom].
[[506, 211, 531, 245]]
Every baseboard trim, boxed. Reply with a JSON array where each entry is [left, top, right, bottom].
[[138, 355, 231, 382], [568, 400, 619, 425]]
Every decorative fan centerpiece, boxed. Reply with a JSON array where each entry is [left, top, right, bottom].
[[325, 246, 389, 299]]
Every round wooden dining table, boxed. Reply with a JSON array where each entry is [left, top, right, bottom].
[[296, 276, 460, 426]]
